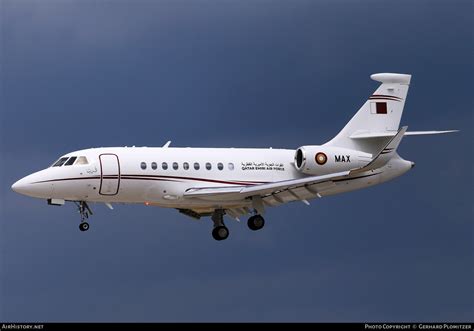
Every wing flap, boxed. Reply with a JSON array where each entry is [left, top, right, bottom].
[[262, 195, 284, 207], [271, 191, 300, 204], [239, 171, 349, 196]]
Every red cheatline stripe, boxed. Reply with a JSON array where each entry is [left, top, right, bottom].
[[121, 174, 266, 186], [369, 96, 402, 102], [371, 94, 403, 100], [32, 176, 101, 184], [32, 174, 269, 186], [119, 177, 179, 182], [369, 97, 401, 102]]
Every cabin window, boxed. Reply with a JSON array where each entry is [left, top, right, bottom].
[[217, 162, 223, 170], [162, 162, 168, 170], [141, 162, 147, 170], [52, 157, 69, 167], [206, 162, 212, 170], [228, 163, 235, 170], [194, 162, 200, 170], [151, 162, 157, 170], [173, 162, 179, 170], [64, 157, 77, 166], [183, 162, 189, 170]]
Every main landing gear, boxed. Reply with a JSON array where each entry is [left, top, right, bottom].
[[75, 201, 93, 232], [210, 209, 266, 241], [211, 209, 229, 241], [247, 214, 265, 231]]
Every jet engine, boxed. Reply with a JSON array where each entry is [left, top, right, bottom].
[[294, 145, 372, 175]]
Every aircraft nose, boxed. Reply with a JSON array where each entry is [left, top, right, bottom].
[[11, 171, 54, 198], [11, 177, 29, 195]]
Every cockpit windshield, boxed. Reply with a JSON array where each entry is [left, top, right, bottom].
[[64, 156, 77, 166], [51, 156, 89, 167], [52, 157, 69, 167]]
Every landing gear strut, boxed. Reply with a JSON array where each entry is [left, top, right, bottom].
[[247, 214, 265, 231], [211, 209, 229, 241], [75, 201, 93, 232]]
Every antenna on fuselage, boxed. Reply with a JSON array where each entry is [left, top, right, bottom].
[[162, 141, 171, 148]]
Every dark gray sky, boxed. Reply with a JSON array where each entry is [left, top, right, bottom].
[[1, 0, 472, 322]]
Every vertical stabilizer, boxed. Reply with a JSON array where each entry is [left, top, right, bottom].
[[324, 73, 411, 154]]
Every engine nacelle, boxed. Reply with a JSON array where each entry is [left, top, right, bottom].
[[294, 145, 372, 175]]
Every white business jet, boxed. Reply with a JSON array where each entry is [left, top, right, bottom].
[[12, 73, 457, 240]]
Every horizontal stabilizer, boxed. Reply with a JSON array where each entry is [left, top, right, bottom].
[[370, 73, 411, 84], [350, 130, 459, 139]]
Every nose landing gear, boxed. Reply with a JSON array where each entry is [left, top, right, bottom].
[[79, 222, 90, 231], [75, 201, 93, 232]]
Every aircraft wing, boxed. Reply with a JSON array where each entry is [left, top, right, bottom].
[[183, 170, 350, 204]]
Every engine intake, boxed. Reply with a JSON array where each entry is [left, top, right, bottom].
[[295, 148, 305, 169]]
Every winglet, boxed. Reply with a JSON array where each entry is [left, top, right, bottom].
[[162, 141, 171, 148], [351, 126, 407, 173], [381, 126, 408, 153]]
